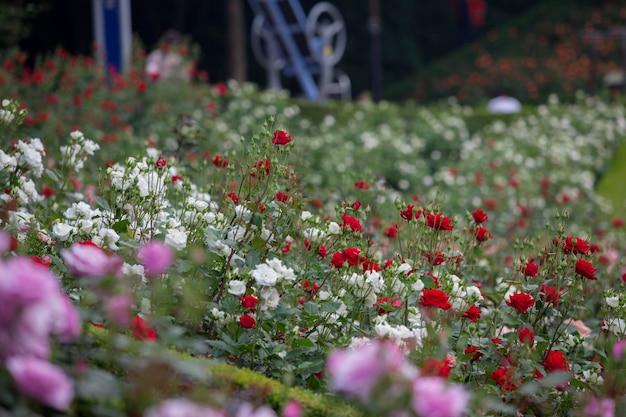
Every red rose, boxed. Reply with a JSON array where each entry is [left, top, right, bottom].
[[489, 365, 518, 392], [562, 236, 590, 255], [239, 314, 256, 329], [475, 226, 492, 242], [252, 160, 271, 177], [240, 294, 259, 310], [342, 247, 361, 266], [426, 212, 454, 231], [318, 245, 328, 258], [354, 179, 370, 190], [542, 350, 570, 372], [461, 305, 481, 322], [421, 356, 454, 378], [425, 251, 446, 266], [522, 261, 539, 277], [226, 192, 239, 204], [271, 129, 291, 145], [384, 224, 399, 238], [275, 191, 289, 202], [575, 259, 597, 280], [539, 285, 561, 307], [518, 327, 534, 344], [330, 252, 346, 268], [464, 345, 483, 361], [131, 315, 157, 342], [472, 209, 488, 223], [400, 205, 415, 221], [341, 214, 362, 232], [612, 217, 625, 228], [419, 289, 452, 310], [155, 156, 167, 168], [212, 155, 229, 168], [506, 292, 535, 313]]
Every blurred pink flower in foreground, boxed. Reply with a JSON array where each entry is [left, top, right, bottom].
[[145, 398, 224, 417], [6, 356, 74, 411], [137, 240, 174, 277], [326, 339, 409, 401], [613, 340, 626, 359], [61, 240, 122, 279], [0, 256, 81, 359], [412, 376, 469, 417]]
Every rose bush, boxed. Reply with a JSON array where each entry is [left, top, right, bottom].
[[1, 46, 626, 416]]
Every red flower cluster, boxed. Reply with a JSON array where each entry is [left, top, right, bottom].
[[461, 305, 481, 322], [489, 365, 518, 392], [464, 345, 483, 361], [472, 209, 488, 223], [575, 259, 597, 280], [542, 350, 570, 373], [330, 247, 361, 268], [562, 236, 590, 255], [341, 214, 362, 232], [271, 129, 291, 145], [240, 294, 259, 311], [354, 179, 370, 190], [426, 212, 454, 230], [506, 292, 535, 313], [420, 355, 455, 378], [522, 261, 539, 277], [539, 285, 561, 307], [239, 314, 256, 329], [474, 225, 492, 242], [251, 160, 271, 177], [212, 155, 229, 168], [275, 191, 289, 203], [400, 204, 424, 221], [155, 156, 167, 168], [419, 288, 452, 310], [131, 315, 157, 342], [518, 327, 534, 344]]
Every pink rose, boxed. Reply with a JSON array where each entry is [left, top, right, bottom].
[[6, 356, 74, 411]]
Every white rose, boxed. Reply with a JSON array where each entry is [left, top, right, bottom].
[[301, 211, 313, 221], [412, 279, 424, 292], [251, 263, 279, 287], [165, 228, 188, 250], [328, 221, 341, 235], [52, 223, 75, 241], [606, 296, 620, 308], [260, 287, 280, 309], [228, 280, 247, 296]]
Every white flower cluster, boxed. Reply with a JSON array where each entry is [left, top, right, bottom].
[[0, 98, 26, 125], [248, 258, 297, 310], [442, 274, 483, 311], [603, 290, 625, 337], [51, 201, 120, 250], [14, 138, 45, 177], [251, 258, 296, 287], [60, 130, 100, 173], [0, 138, 46, 206]]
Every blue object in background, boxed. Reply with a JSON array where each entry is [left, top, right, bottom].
[[92, 0, 132, 74]]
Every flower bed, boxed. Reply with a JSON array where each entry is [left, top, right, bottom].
[[1, 49, 626, 416]]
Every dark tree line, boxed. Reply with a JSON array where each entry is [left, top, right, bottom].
[[9, 0, 546, 100]]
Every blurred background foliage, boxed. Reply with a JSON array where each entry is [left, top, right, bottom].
[[4, 0, 626, 103]]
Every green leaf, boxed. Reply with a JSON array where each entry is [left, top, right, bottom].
[[303, 302, 319, 315], [538, 371, 570, 388], [75, 368, 122, 400], [93, 195, 111, 211], [319, 301, 342, 313], [207, 340, 236, 355], [111, 219, 130, 234]]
